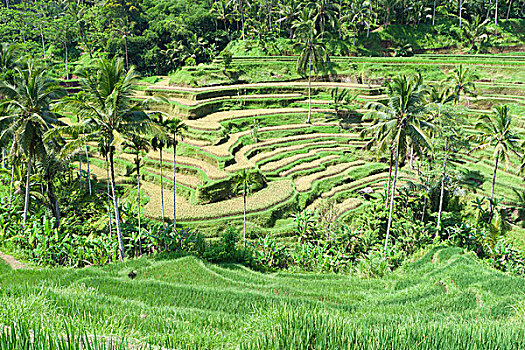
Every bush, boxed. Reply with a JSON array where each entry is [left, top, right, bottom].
[[252, 235, 289, 270], [204, 226, 253, 264]]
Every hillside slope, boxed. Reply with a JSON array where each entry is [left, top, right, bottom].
[[1, 247, 525, 349]]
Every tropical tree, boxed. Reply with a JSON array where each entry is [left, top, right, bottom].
[[232, 168, 260, 246], [54, 57, 154, 261], [461, 15, 490, 52], [309, 0, 340, 37], [165, 118, 187, 231], [36, 146, 77, 228], [0, 42, 19, 82], [294, 10, 329, 123], [125, 134, 150, 237], [151, 113, 171, 228], [474, 105, 520, 220], [363, 74, 432, 252], [447, 64, 478, 107], [0, 62, 63, 227]]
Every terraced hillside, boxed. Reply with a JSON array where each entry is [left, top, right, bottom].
[[1, 247, 525, 349], [85, 55, 525, 235]]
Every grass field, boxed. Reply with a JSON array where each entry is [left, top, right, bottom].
[[1, 246, 525, 349]]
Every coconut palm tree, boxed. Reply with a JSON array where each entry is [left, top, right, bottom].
[[125, 135, 150, 237], [165, 118, 187, 232], [294, 10, 329, 123], [448, 64, 478, 107], [53, 57, 154, 261], [35, 146, 78, 228], [363, 74, 432, 252], [232, 168, 260, 246], [0, 42, 19, 83], [474, 105, 520, 220], [151, 114, 171, 229], [309, 0, 340, 38], [0, 62, 63, 228]]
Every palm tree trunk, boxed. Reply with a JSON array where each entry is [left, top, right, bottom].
[[64, 42, 69, 80], [40, 25, 47, 66], [22, 156, 32, 228], [55, 197, 61, 227], [243, 191, 247, 246], [84, 140, 92, 195], [173, 143, 177, 232], [307, 53, 312, 124], [47, 183, 61, 228], [495, 0, 498, 25], [136, 159, 141, 238], [384, 148, 399, 253], [432, 0, 437, 26], [489, 152, 499, 220], [506, 0, 513, 19], [78, 152, 82, 189], [459, 0, 462, 28], [105, 154, 113, 238], [436, 151, 447, 233], [421, 194, 426, 222], [8, 162, 14, 209], [160, 149, 165, 228], [385, 148, 393, 210], [367, 1, 372, 37], [109, 150, 125, 261]]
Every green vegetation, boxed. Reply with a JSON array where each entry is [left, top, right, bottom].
[[1, 2, 525, 347], [1, 247, 525, 349]]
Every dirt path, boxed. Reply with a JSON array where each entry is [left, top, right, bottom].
[[0, 250, 27, 269]]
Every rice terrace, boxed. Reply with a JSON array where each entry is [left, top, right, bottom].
[[1, 0, 525, 349]]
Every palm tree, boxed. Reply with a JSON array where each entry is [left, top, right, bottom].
[[474, 105, 520, 220], [278, 0, 301, 38], [363, 75, 432, 252], [309, 0, 340, 38], [151, 114, 171, 229], [210, 0, 233, 34], [0, 42, 19, 82], [165, 118, 187, 232], [232, 169, 259, 246], [0, 62, 63, 227], [54, 57, 154, 261], [125, 135, 150, 238], [294, 10, 329, 123], [447, 64, 478, 107], [112, 17, 134, 70], [461, 15, 490, 52], [36, 146, 77, 228]]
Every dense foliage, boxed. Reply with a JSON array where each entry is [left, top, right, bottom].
[[0, 0, 524, 76]]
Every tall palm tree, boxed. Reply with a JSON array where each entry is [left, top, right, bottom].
[[125, 135, 150, 237], [54, 57, 154, 261], [35, 146, 77, 228], [151, 114, 171, 229], [165, 118, 187, 232], [0, 62, 63, 227], [364, 75, 432, 252], [294, 10, 329, 123], [447, 64, 478, 107], [474, 105, 520, 220], [232, 169, 260, 246]]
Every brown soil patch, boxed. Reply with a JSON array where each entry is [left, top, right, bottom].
[[0, 250, 27, 269]]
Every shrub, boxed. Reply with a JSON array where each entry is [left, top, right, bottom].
[[252, 235, 289, 270], [204, 226, 253, 264]]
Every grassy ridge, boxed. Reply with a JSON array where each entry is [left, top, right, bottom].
[[1, 247, 525, 349]]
